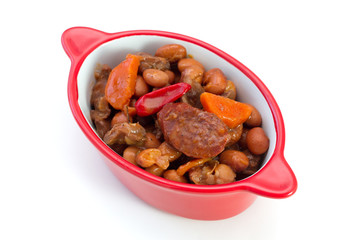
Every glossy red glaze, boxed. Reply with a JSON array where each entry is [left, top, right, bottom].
[[62, 27, 297, 220]]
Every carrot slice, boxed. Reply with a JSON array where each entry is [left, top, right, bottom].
[[176, 158, 211, 176], [200, 92, 252, 128], [105, 54, 140, 110]]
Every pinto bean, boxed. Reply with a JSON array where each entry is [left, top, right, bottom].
[[246, 127, 269, 155], [145, 164, 165, 177], [214, 164, 237, 184], [155, 44, 187, 63], [221, 80, 237, 100], [136, 148, 169, 169], [180, 65, 204, 84], [122, 146, 142, 165], [219, 150, 249, 173], [245, 104, 262, 127], [163, 169, 188, 183], [158, 142, 182, 162], [144, 132, 161, 149], [178, 65, 205, 108], [164, 70, 175, 84], [177, 58, 205, 72], [143, 69, 169, 87], [134, 75, 149, 98], [136, 148, 161, 168], [188, 161, 236, 185], [203, 68, 227, 95]]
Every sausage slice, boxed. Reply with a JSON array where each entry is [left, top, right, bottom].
[[157, 103, 230, 158]]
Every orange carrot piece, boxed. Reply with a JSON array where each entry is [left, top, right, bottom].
[[200, 92, 252, 128], [105, 54, 140, 110], [176, 158, 211, 176]]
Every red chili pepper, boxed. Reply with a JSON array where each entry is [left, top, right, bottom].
[[135, 83, 191, 117]]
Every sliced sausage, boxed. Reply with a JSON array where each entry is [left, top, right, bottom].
[[157, 102, 230, 158]]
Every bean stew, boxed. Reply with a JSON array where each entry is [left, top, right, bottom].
[[90, 44, 269, 185]]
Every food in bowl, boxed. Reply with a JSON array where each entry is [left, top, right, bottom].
[[63, 27, 297, 219], [90, 44, 269, 185]]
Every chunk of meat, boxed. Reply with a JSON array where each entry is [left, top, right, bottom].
[[240, 149, 264, 176], [157, 102, 230, 158], [91, 64, 112, 106], [90, 64, 112, 121], [136, 52, 170, 73], [103, 122, 146, 147], [93, 118, 111, 139], [90, 64, 112, 138]]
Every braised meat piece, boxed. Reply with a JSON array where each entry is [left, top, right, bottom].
[[136, 52, 170, 73], [103, 122, 146, 147], [90, 64, 112, 138]]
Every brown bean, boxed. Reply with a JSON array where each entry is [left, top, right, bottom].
[[163, 169, 188, 183], [180, 65, 204, 84], [220, 150, 249, 173], [203, 68, 227, 95], [155, 44, 187, 63], [135, 148, 161, 168], [122, 146, 142, 165], [144, 132, 161, 149], [164, 70, 175, 84], [111, 112, 131, 127], [221, 80, 237, 100], [226, 124, 243, 146], [245, 104, 262, 127], [188, 161, 235, 185], [158, 142, 182, 162], [145, 165, 165, 177], [213, 164, 236, 184], [136, 148, 170, 169], [143, 69, 169, 87], [177, 58, 205, 72], [246, 127, 269, 155], [134, 75, 149, 98]]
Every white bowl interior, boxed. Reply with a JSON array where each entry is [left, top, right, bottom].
[[77, 35, 276, 171]]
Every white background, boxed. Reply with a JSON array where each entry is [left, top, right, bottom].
[[1, 0, 359, 239]]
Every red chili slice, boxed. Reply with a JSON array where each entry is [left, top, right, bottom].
[[135, 83, 191, 117]]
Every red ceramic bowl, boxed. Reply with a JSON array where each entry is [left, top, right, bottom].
[[62, 27, 297, 220]]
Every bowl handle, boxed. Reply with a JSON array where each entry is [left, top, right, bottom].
[[241, 151, 297, 198], [61, 27, 109, 63]]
